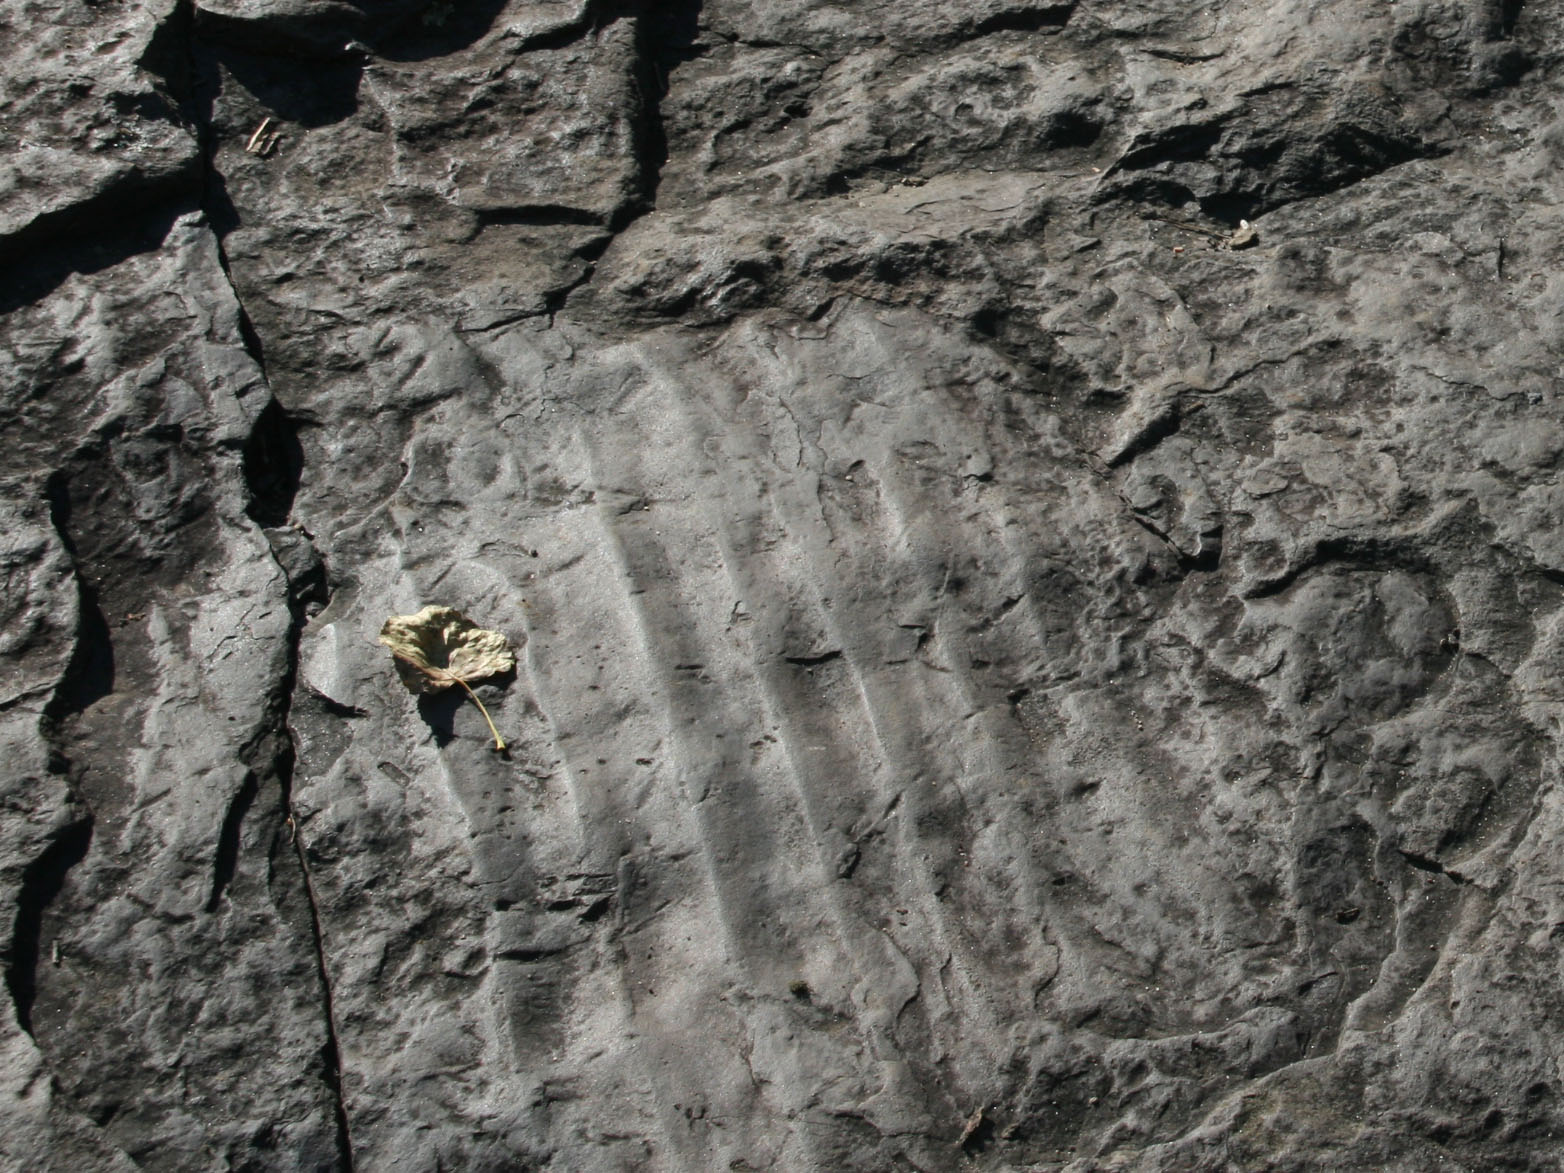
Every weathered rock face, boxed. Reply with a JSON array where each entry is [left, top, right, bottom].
[[6, 0, 1564, 1168]]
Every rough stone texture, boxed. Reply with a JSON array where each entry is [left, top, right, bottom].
[[6, 0, 1564, 1169]]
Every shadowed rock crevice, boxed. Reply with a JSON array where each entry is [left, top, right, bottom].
[[227, 315, 345, 1164], [0, 157, 203, 271], [41, 476, 116, 720], [505, 0, 705, 319], [475, 205, 614, 229], [139, 0, 197, 103], [205, 771, 260, 913], [2, 477, 118, 1043], [0, 0, 199, 279], [1399, 847, 1470, 886], [965, 2, 1075, 39], [1101, 118, 1445, 225], [604, 2, 705, 232], [242, 400, 306, 529], [0, 203, 193, 316], [4, 818, 93, 1036]]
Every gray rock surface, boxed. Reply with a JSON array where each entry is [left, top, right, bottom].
[[5, 0, 1564, 1168]]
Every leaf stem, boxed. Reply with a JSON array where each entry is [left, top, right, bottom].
[[448, 675, 506, 751]]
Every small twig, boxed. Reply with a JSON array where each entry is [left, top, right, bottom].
[[1143, 213, 1258, 249], [1142, 213, 1229, 241], [245, 117, 283, 158], [245, 117, 272, 153]]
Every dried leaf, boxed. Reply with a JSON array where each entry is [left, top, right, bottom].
[[379, 606, 515, 691], [378, 606, 515, 750]]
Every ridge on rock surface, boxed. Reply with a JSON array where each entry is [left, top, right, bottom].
[[5, 0, 1564, 1168]]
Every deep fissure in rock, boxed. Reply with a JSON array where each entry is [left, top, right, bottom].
[[615, 0, 705, 229], [179, 11, 353, 1163], [216, 247, 357, 1173], [276, 728, 356, 1172]]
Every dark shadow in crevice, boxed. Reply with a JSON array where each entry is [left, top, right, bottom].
[[1110, 176, 1203, 216], [1399, 848, 1468, 885], [1195, 191, 1265, 225], [234, 302, 269, 373], [1098, 97, 1446, 225], [1242, 534, 1443, 601], [192, 40, 363, 134], [0, 198, 193, 315], [1113, 123, 1226, 174], [966, 2, 1074, 39], [619, 0, 704, 226], [375, 0, 517, 62], [476, 205, 609, 229], [249, 548, 354, 1166], [784, 649, 844, 668], [312, 693, 367, 719], [45, 579, 116, 720], [1105, 405, 1186, 470], [140, 0, 198, 104], [0, 0, 198, 292], [1046, 109, 1103, 150], [641, 0, 705, 66], [43, 474, 115, 716], [1500, 0, 1524, 38], [959, 1109, 997, 1155], [194, 0, 414, 62], [5, 819, 93, 1036], [206, 771, 260, 912], [243, 399, 306, 528]]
